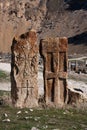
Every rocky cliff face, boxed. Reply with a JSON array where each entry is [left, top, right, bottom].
[[40, 0, 87, 55], [0, 0, 87, 54], [0, 0, 47, 52]]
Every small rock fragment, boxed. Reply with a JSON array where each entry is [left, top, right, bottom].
[[2, 118, 10, 122], [24, 117, 29, 120], [17, 111, 21, 114], [25, 111, 28, 114], [4, 113, 8, 117], [31, 127, 39, 130], [30, 109, 33, 112]]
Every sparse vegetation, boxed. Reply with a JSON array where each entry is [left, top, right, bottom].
[[0, 70, 10, 82], [0, 106, 87, 130], [0, 90, 87, 130], [0, 90, 10, 97]]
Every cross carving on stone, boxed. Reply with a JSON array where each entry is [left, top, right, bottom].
[[40, 37, 68, 106], [21, 80, 34, 96], [11, 30, 38, 108]]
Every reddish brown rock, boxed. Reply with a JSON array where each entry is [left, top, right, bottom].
[[11, 30, 38, 108], [68, 89, 81, 105], [40, 37, 68, 107]]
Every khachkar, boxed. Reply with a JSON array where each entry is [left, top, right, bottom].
[[40, 37, 68, 107], [11, 30, 38, 108]]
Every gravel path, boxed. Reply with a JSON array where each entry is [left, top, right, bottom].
[[0, 63, 11, 91], [0, 82, 11, 91], [0, 63, 11, 72]]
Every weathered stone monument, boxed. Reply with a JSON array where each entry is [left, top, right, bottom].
[[40, 37, 68, 106], [11, 30, 38, 108]]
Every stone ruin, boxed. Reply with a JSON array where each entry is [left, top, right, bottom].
[[40, 38, 68, 107], [11, 30, 38, 108], [11, 30, 68, 108]]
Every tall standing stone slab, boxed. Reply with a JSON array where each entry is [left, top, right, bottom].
[[40, 37, 68, 107], [11, 30, 38, 108]]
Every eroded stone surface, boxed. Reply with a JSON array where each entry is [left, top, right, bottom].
[[11, 30, 38, 108], [40, 37, 68, 107]]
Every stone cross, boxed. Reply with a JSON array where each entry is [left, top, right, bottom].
[[11, 30, 38, 108], [40, 37, 68, 107]]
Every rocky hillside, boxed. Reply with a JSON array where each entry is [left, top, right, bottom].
[[0, 0, 47, 52], [40, 0, 87, 55], [0, 0, 87, 55]]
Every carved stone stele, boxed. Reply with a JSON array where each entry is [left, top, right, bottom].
[[40, 37, 68, 107], [11, 30, 38, 108]]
